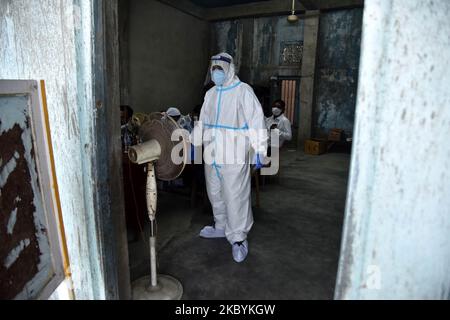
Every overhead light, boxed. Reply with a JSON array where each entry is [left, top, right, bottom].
[[287, 0, 299, 23]]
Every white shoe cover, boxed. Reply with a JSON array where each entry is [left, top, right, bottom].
[[232, 240, 249, 263], [199, 226, 226, 239]]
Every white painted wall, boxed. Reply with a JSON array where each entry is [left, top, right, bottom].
[[336, 0, 450, 299], [0, 0, 104, 299]]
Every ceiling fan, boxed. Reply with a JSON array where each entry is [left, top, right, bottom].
[[287, 0, 300, 22]]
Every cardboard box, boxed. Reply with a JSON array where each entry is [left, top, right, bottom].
[[305, 139, 328, 155], [328, 129, 344, 142]]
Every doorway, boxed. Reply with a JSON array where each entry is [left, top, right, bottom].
[[113, 0, 363, 300], [4, 0, 449, 301]]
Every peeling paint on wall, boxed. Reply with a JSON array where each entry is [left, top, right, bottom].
[[212, 11, 362, 136], [336, 0, 450, 300], [212, 16, 304, 86], [314, 8, 363, 137], [0, 0, 103, 299]]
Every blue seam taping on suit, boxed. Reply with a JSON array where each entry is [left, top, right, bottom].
[[210, 81, 242, 178], [212, 161, 222, 180], [204, 123, 249, 131], [212, 88, 224, 179], [216, 81, 242, 92]]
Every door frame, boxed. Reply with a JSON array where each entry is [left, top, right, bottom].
[[91, 0, 131, 300]]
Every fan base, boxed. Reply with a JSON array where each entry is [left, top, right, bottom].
[[132, 274, 183, 300]]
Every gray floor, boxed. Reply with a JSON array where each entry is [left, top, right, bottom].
[[128, 150, 350, 300]]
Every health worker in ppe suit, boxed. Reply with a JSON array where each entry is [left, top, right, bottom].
[[193, 53, 267, 263]]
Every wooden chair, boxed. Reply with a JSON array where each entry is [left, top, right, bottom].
[[252, 168, 261, 208]]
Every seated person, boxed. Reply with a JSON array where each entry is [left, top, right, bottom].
[[265, 100, 292, 150], [120, 105, 146, 241], [166, 107, 193, 133], [163, 107, 193, 189], [120, 105, 137, 152]]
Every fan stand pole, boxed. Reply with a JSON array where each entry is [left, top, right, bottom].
[[131, 162, 183, 300], [149, 219, 157, 287]]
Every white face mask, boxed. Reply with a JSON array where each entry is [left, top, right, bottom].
[[272, 107, 282, 117]]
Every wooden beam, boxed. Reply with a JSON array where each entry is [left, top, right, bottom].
[[156, 0, 363, 21], [318, 0, 364, 10], [206, 0, 306, 21], [156, 0, 206, 20], [299, 0, 319, 10]]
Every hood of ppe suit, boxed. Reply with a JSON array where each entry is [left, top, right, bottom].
[[210, 52, 238, 87]]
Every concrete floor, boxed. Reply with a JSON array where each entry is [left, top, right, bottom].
[[128, 150, 350, 300]]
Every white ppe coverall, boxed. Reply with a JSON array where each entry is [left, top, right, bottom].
[[197, 53, 267, 244]]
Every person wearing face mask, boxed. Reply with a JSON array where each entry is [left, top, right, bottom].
[[265, 100, 292, 149], [192, 52, 267, 263]]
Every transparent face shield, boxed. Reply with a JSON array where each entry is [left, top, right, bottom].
[[204, 54, 234, 86]]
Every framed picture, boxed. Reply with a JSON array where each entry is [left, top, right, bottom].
[[0, 80, 66, 299], [280, 41, 304, 66]]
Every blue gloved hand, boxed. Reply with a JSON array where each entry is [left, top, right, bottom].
[[254, 153, 264, 170], [190, 144, 195, 163]]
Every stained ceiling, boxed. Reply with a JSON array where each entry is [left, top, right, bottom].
[[158, 0, 364, 21], [189, 0, 271, 8]]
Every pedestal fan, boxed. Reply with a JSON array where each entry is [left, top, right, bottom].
[[128, 112, 189, 300]]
